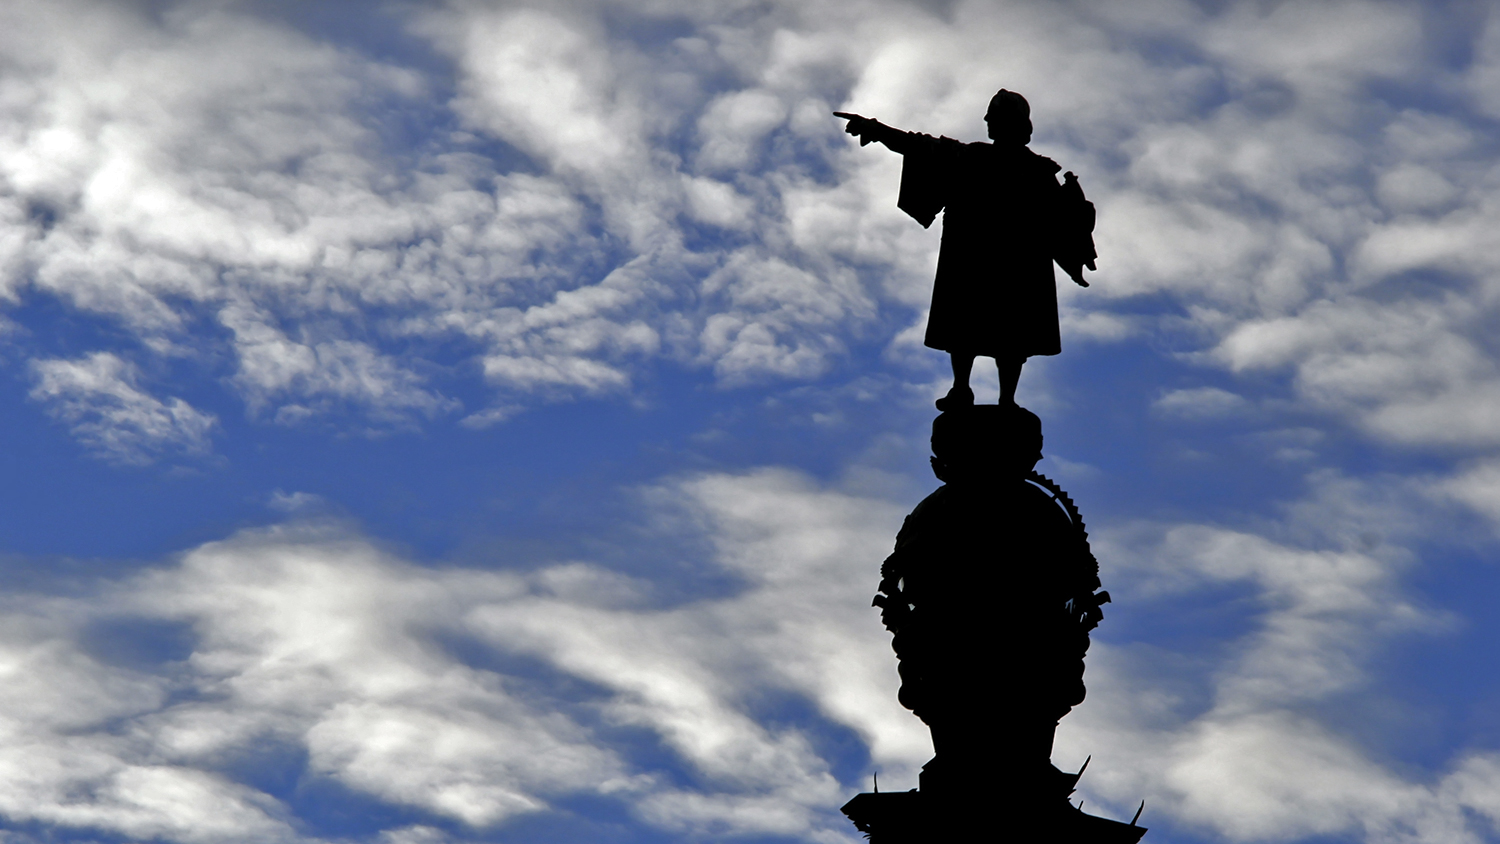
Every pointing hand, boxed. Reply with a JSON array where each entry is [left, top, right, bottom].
[[834, 112, 878, 145]]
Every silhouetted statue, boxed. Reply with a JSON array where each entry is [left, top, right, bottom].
[[842, 405, 1144, 842], [831, 87, 1139, 842], [836, 90, 1096, 409]]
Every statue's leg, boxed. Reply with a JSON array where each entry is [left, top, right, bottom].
[[937, 352, 976, 410], [1000, 355, 1026, 404]]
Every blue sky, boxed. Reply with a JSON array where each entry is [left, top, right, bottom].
[[0, 1, 1498, 842]]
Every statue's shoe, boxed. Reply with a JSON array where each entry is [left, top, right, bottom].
[[935, 386, 974, 411]]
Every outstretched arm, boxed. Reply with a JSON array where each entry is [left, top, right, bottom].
[[833, 112, 916, 153], [836, 112, 949, 228]]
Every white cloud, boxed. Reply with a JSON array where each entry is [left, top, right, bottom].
[[0, 596, 291, 843], [1467, 11, 1500, 120], [1154, 386, 1249, 420], [1061, 509, 1492, 843], [266, 489, 323, 512], [29, 351, 216, 464], [696, 89, 789, 173], [1376, 163, 1461, 214], [127, 525, 630, 830], [1077, 476, 1481, 839], [1212, 297, 1500, 447], [460, 468, 924, 835], [1433, 459, 1500, 528]]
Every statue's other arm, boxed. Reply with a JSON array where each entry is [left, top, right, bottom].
[[1053, 171, 1097, 287]]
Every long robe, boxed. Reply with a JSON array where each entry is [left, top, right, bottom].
[[891, 133, 1090, 359]]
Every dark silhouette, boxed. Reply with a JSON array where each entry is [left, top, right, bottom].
[[836, 90, 1096, 409], [841, 404, 1144, 842], [830, 89, 1138, 841]]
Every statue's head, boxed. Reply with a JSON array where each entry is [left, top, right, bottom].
[[930, 403, 1042, 483], [985, 89, 1032, 147]]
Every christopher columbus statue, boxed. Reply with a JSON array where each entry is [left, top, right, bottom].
[[837, 90, 1097, 409], [835, 90, 1143, 844]]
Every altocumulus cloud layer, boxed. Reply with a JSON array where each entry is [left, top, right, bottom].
[[4, 0, 1500, 843], [1, 472, 919, 843], [5, 0, 1500, 447], [10, 470, 1500, 844]]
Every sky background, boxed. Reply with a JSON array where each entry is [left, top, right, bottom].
[[0, 0, 1498, 842]]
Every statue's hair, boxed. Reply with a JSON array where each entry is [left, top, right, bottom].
[[987, 88, 1030, 119]]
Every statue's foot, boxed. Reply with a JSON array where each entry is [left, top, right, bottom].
[[935, 385, 974, 411]]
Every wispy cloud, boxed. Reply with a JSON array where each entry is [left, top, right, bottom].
[[0, 471, 913, 841], [1154, 386, 1250, 420], [29, 352, 216, 465]]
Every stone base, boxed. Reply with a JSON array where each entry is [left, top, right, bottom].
[[841, 788, 1147, 843]]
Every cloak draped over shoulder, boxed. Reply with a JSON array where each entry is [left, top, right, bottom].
[[891, 132, 1085, 359]]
